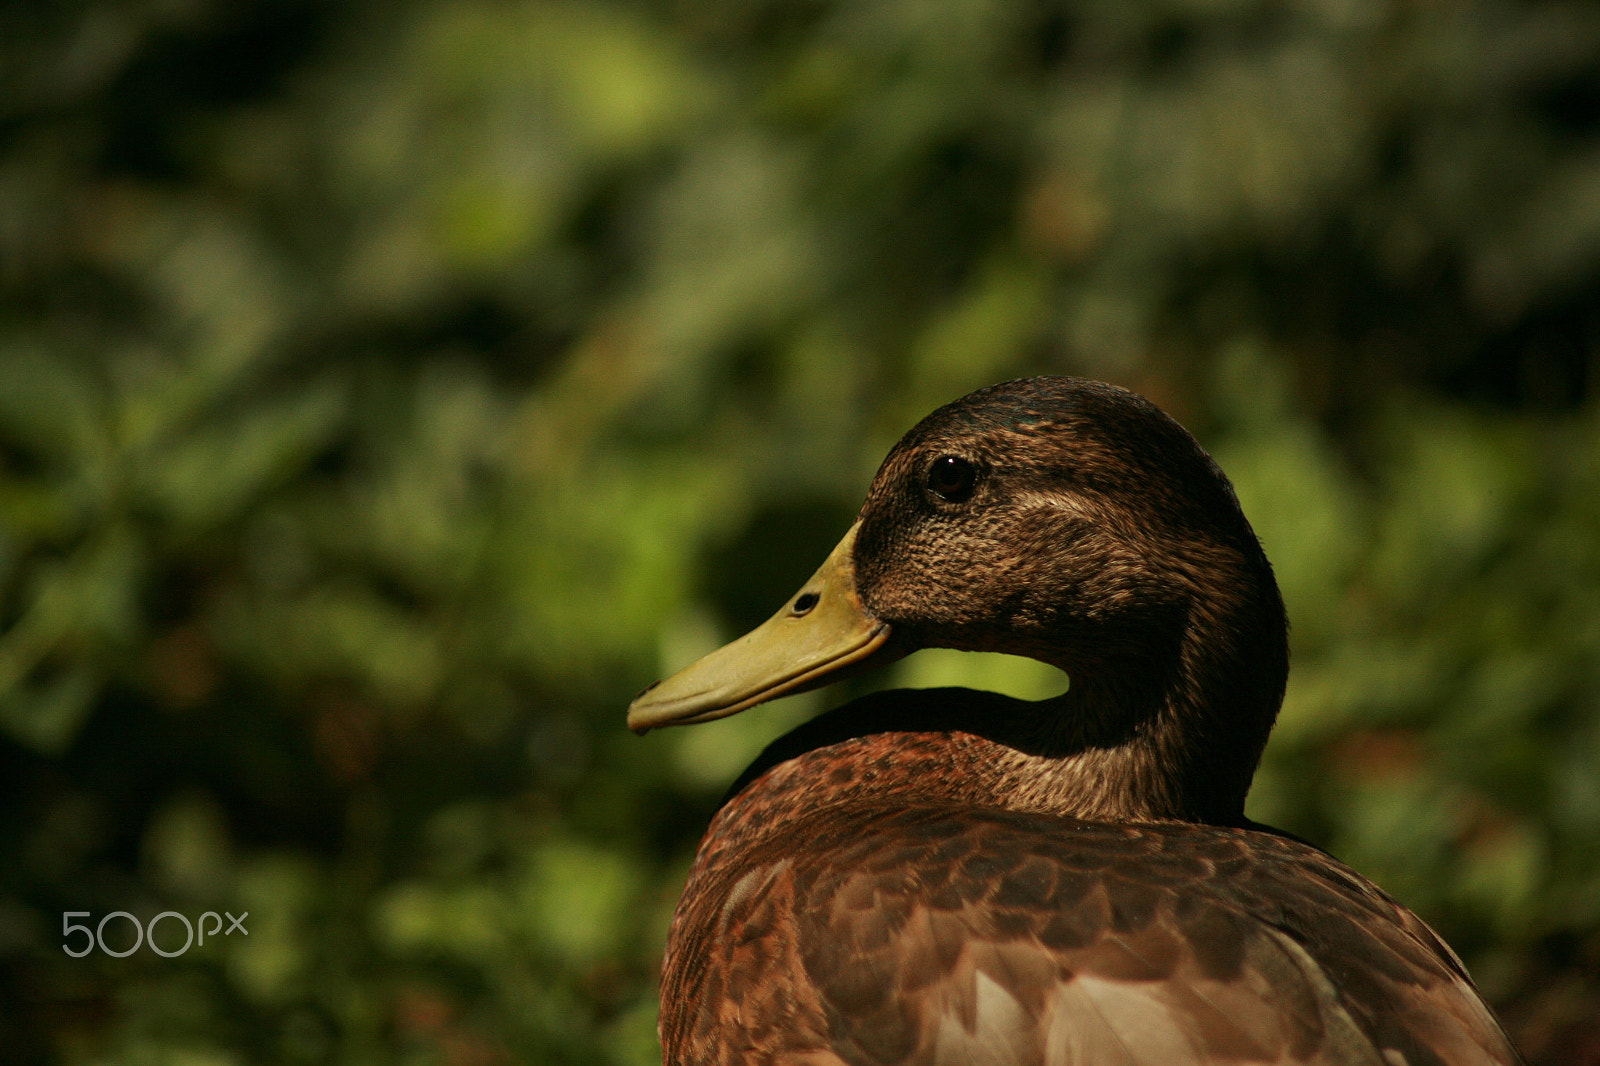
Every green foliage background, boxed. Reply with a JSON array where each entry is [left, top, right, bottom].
[[3, 0, 1599, 1062]]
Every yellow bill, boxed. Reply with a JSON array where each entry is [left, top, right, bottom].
[[628, 522, 895, 733]]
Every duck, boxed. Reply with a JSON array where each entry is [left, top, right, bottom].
[[628, 376, 1523, 1066]]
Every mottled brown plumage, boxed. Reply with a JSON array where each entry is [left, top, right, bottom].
[[630, 378, 1523, 1065]]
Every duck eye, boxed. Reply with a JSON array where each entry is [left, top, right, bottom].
[[926, 456, 977, 502]]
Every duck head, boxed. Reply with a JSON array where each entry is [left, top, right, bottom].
[[629, 377, 1289, 822]]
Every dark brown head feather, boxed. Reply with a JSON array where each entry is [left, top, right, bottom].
[[851, 377, 1287, 823]]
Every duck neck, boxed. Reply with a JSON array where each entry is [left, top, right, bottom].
[[993, 662, 1263, 825], [1015, 544, 1290, 824], [716, 594, 1284, 831]]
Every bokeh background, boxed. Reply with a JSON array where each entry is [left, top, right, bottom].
[[3, 0, 1599, 1062]]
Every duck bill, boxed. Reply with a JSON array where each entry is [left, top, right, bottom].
[[628, 522, 894, 733]]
